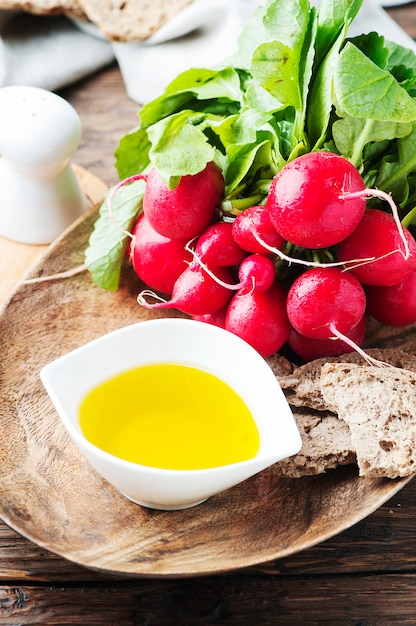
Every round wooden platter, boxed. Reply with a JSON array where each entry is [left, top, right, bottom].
[[0, 168, 413, 578]]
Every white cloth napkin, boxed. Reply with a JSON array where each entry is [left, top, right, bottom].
[[0, 11, 114, 90], [111, 0, 260, 103], [0, 0, 414, 105]]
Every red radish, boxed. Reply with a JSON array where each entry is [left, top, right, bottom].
[[338, 208, 416, 286], [130, 214, 191, 294], [193, 221, 247, 267], [189, 253, 276, 295], [143, 162, 224, 240], [265, 152, 366, 248], [286, 267, 366, 340], [288, 314, 366, 361], [192, 307, 227, 328], [237, 254, 276, 293], [231, 205, 285, 254], [225, 281, 291, 357], [366, 270, 416, 326], [137, 264, 233, 316]]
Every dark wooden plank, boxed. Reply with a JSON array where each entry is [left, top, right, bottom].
[[258, 477, 416, 575], [59, 65, 140, 187], [1, 573, 416, 625], [387, 5, 416, 40]]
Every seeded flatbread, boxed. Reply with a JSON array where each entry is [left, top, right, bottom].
[[0, 0, 86, 18], [77, 0, 196, 42], [272, 407, 355, 478], [265, 352, 294, 378], [320, 362, 416, 478], [278, 348, 416, 412]]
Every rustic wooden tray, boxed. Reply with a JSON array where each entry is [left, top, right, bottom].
[[0, 168, 412, 577]]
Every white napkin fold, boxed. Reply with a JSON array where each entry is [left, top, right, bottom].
[[0, 0, 414, 105], [112, 0, 261, 103], [0, 11, 114, 90]]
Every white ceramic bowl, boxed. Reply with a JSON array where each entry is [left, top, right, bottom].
[[40, 318, 301, 510]]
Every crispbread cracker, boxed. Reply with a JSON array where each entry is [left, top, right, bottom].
[[77, 0, 196, 41], [278, 348, 416, 412], [0, 0, 86, 18], [265, 352, 294, 378], [320, 363, 416, 478], [272, 407, 355, 478]]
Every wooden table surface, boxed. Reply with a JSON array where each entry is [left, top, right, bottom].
[[1, 5, 416, 624]]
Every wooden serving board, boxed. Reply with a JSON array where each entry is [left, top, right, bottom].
[[0, 167, 412, 577]]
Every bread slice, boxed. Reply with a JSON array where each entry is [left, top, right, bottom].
[[0, 0, 86, 18], [77, 0, 196, 42], [265, 352, 294, 378], [272, 407, 355, 478], [278, 348, 416, 412], [320, 362, 416, 478]]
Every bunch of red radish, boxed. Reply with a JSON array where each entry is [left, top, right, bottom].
[[128, 151, 416, 360]]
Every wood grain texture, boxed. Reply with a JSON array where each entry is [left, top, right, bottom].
[[387, 5, 416, 40], [2, 573, 416, 624], [59, 69, 140, 187], [1, 4, 416, 618], [0, 477, 414, 582], [0, 203, 412, 578]]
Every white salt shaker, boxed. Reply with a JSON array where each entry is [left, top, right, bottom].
[[0, 85, 89, 244]]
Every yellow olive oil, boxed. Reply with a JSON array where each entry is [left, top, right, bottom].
[[79, 363, 260, 470]]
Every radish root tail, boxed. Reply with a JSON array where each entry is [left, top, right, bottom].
[[329, 322, 393, 368], [253, 232, 375, 269], [22, 263, 87, 284], [340, 188, 410, 260], [184, 240, 248, 291], [137, 289, 168, 307]]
